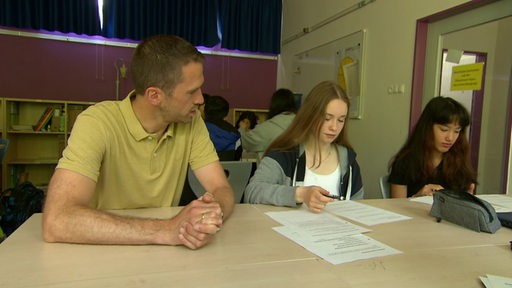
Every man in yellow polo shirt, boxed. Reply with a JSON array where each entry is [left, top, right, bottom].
[[42, 35, 235, 250]]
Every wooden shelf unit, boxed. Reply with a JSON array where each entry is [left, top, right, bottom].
[[1, 98, 94, 190]]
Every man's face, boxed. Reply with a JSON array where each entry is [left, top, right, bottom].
[[161, 62, 204, 123]]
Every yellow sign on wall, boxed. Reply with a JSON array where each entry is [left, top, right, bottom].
[[451, 62, 484, 91]]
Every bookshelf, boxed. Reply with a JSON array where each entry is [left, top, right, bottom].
[[0, 99, 4, 189], [0, 99, 3, 136], [1, 98, 94, 190]]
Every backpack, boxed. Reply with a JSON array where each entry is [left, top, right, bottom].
[[0, 181, 45, 238]]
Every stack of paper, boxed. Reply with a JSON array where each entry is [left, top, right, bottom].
[[325, 200, 411, 225], [266, 201, 409, 265], [480, 274, 512, 287], [476, 195, 512, 212]]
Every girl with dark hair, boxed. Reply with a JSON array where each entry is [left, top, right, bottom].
[[267, 88, 298, 119], [244, 81, 364, 213], [388, 96, 477, 198], [235, 111, 258, 130]]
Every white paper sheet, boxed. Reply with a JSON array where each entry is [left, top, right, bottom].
[[476, 194, 512, 212], [273, 226, 402, 265], [265, 209, 371, 238], [480, 274, 512, 288], [409, 196, 433, 205], [324, 200, 411, 226], [265, 207, 403, 265]]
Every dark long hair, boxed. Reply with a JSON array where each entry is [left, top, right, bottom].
[[267, 81, 351, 163], [235, 111, 258, 129], [268, 88, 297, 119], [389, 96, 476, 191]]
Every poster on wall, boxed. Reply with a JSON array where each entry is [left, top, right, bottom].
[[292, 29, 366, 119], [450, 62, 484, 91], [336, 42, 362, 118]]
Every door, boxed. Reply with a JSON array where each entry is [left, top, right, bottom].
[[410, 1, 512, 195], [439, 50, 486, 179]]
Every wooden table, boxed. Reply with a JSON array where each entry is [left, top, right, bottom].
[[1, 199, 511, 287]]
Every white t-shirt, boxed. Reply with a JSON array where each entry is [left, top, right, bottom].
[[304, 165, 341, 197]]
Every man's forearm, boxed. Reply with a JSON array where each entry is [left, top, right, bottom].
[[43, 206, 178, 245], [210, 188, 235, 219]]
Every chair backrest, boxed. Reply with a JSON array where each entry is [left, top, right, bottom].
[[379, 174, 391, 199], [187, 161, 253, 203], [0, 138, 10, 163]]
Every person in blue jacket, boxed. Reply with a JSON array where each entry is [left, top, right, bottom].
[[204, 95, 241, 160], [244, 81, 364, 213]]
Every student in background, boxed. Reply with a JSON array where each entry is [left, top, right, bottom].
[[235, 111, 259, 162], [388, 96, 476, 198], [235, 111, 258, 131], [244, 81, 364, 213], [42, 35, 234, 249], [204, 95, 242, 161], [238, 88, 297, 162]]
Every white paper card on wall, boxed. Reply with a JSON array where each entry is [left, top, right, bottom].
[[446, 49, 464, 64]]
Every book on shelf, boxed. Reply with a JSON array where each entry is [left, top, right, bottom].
[[33, 106, 55, 131]]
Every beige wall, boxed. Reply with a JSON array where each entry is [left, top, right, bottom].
[[493, 17, 512, 194], [279, 0, 469, 199]]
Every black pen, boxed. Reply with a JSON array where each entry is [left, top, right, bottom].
[[326, 194, 344, 200]]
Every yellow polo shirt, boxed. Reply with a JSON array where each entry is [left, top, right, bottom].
[[57, 92, 218, 209]]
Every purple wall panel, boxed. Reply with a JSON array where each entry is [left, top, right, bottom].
[[0, 33, 277, 109], [1, 34, 134, 102], [202, 54, 277, 109]]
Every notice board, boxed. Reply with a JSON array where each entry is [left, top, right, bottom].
[[292, 30, 366, 119]]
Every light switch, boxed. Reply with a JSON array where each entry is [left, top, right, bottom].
[[388, 84, 405, 95]]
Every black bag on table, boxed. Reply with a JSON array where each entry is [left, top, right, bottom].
[[0, 181, 45, 238]]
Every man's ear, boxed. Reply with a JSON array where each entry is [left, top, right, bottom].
[[145, 87, 162, 106]]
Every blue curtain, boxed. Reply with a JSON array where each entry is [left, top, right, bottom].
[[102, 0, 220, 47], [0, 0, 101, 36], [0, 0, 282, 53], [219, 0, 281, 54]]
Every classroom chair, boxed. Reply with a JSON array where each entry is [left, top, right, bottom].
[[379, 174, 391, 199], [187, 161, 253, 203]]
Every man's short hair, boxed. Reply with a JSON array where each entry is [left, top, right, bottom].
[[130, 35, 205, 96]]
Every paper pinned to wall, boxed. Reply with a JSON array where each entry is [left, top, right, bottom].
[[292, 30, 366, 119], [451, 62, 484, 91], [446, 49, 464, 64], [336, 42, 362, 119]]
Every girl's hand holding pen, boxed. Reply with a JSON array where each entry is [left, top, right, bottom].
[[296, 186, 334, 213]]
